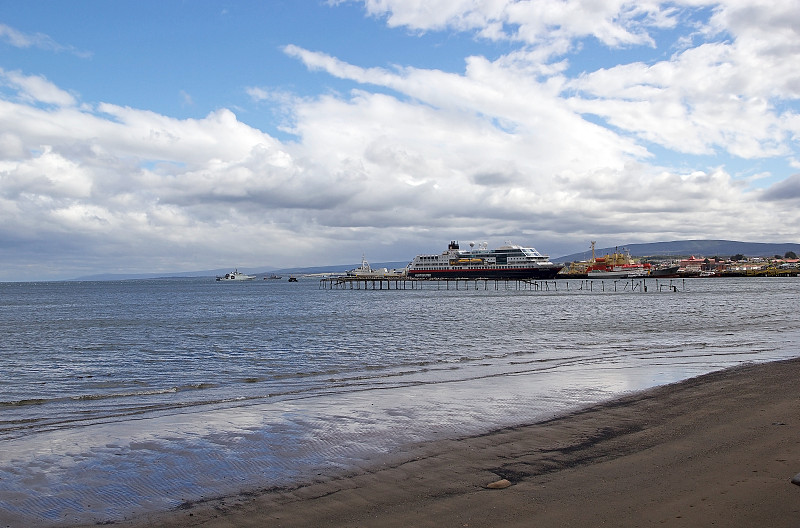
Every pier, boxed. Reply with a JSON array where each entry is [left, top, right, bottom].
[[320, 276, 422, 290], [320, 276, 686, 292]]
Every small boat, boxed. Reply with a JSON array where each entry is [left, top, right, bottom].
[[288, 276, 298, 282], [216, 269, 256, 281], [263, 274, 283, 280]]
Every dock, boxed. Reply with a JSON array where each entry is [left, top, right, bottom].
[[320, 276, 687, 292]]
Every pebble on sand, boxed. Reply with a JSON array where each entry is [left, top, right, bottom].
[[486, 479, 512, 489], [791, 473, 800, 486]]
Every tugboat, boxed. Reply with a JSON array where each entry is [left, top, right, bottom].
[[585, 244, 650, 278], [561, 242, 650, 278], [216, 269, 256, 281]]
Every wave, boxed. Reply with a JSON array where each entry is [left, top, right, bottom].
[[0, 382, 219, 408], [0, 398, 49, 407]]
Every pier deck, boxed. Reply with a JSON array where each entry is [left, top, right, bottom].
[[319, 276, 687, 292]]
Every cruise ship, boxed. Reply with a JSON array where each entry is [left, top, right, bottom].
[[406, 241, 563, 280]]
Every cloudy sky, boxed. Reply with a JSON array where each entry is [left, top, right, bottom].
[[1, 1, 799, 280]]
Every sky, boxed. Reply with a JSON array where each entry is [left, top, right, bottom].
[[1, 0, 799, 281]]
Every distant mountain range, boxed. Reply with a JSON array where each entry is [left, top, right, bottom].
[[553, 240, 800, 263], [71, 263, 409, 282], [72, 240, 800, 281]]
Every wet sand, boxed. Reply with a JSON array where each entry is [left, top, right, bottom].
[[95, 358, 800, 528]]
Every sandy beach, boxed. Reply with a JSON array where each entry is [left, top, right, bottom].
[[91, 358, 800, 528]]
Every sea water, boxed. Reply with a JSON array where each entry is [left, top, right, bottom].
[[0, 276, 798, 525]]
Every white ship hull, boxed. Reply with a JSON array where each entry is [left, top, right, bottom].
[[216, 270, 256, 281]]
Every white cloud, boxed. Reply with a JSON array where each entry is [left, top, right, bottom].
[[0, 146, 92, 198], [246, 86, 271, 102], [0, 23, 91, 58], [1, 3, 799, 279], [1, 69, 77, 107], [0, 23, 56, 49], [566, 40, 798, 159], [357, 0, 681, 47], [180, 90, 194, 106], [344, 0, 799, 162], [0, 79, 319, 277], [0, 23, 38, 47], [265, 2, 800, 250]]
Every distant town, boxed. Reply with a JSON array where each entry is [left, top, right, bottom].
[[559, 242, 799, 278], [651, 252, 800, 276]]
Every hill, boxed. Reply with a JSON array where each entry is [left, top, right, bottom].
[[554, 240, 800, 263]]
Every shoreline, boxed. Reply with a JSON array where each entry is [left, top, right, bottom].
[[99, 357, 800, 528]]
